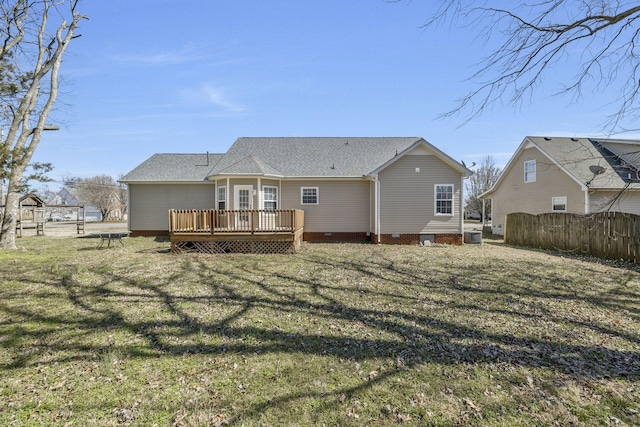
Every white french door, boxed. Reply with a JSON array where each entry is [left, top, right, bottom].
[[234, 185, 253, 228]]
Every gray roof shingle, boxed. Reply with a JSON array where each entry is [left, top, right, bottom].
[[120, 153, 224, 182], [121, 137, 469, 182], [209, 137, 427, 178], [528, 136, 640, 190]]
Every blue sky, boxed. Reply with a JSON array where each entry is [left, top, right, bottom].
[[31, 0, 629, 190]]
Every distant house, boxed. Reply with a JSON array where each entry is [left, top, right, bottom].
[[481, 136, 640, 235], [120, 137, 472, 244], [48, 186, 124, 222]]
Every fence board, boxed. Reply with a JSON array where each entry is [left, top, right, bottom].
[[505, 212, 640, 263]]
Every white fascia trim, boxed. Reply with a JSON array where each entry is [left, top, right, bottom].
[[481, 137, 530, 198], [211, 173, 285, 179], [210, 175, 371, 181], [122, 180, 213, 185]]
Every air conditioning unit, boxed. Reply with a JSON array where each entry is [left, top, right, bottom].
[[464, 231, 482, 244]]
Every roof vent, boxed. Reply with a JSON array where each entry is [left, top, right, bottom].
[[571, 137, 579, 141], [330, 164, 335, 169], [544, 137, 551, 141]]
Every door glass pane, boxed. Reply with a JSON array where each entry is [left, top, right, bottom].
[[239, 189, 250, 209]]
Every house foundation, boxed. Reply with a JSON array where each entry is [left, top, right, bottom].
[[372, 233, 463, 245], [303, 232, 370, 243]]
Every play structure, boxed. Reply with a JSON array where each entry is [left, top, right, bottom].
[[0, 193, 86, 237]]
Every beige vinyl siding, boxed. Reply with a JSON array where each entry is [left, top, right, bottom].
[[490, 147, 585, 234], [378, 154, 462, 234], [589, 190, 640, 214], [129, 183, 215, 231], [281, 180, 370, 232]]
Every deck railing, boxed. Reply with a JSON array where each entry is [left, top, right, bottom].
[[169, 209, 304, 234]]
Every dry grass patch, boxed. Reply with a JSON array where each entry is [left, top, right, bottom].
[[0, 236, 638, 425]]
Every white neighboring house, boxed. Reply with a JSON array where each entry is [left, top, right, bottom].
[[481, 136, 640, 235], [48, 187, 103, 221]]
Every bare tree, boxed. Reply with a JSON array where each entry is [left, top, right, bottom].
[[425, 1, 640, 132], [0, 0, 86, 249], [74, 175, 119, 222], [465, 155, 501, 221], [117, 174, 128, 219]]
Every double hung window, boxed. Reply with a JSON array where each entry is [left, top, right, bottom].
[[263, 186, 278, 210], [524, 160, 536, 182], [435, 184, 454, 215], [301, 187, 319, 205], [217, 186, 226, 210]]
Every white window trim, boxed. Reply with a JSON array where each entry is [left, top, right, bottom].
[[301, 187, 319, 205], [524, 160, 536, 183], [217, 185, 226, 210], [434, 184, 454, 216], [552, 196, 567, 212], [262, 185, 278, 210]]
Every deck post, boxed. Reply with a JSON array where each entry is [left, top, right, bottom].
[[251, 210, 257, 234]]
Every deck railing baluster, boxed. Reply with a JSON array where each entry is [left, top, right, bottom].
[[169, 209, 303, 235]]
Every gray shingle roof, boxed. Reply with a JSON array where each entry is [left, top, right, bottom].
[[209, 137, 427, 178], [482, 136, 640, 198], [119, 153, 224, 182], [528, 136, 640, 190], [120, 137, 469, 182], [217, 154, 284, 176]]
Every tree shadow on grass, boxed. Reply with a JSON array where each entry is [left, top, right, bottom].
[[1, 243, 639, 423]]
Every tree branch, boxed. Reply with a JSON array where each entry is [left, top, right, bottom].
[[425, 1, 640, 133]]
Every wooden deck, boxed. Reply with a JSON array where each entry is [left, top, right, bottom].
[[168, 209, 304, 254]]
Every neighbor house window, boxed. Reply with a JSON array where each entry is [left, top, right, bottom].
[[217, 186, 226, 210], [552, 196, 567, 212], [263, 186, 278, 210], [301, 187, 319, 205], [524, 160, 536, 182], [435, 184, 454, 215]]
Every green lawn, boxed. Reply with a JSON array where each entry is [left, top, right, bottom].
[[0, 236, 638, 426]]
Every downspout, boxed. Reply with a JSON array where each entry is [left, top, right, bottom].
[[257, 177, 262, 209], [375, 175, 381, 243], [584, 189, 590, 214], [460, 175, 465, 239], [126, 184, 131, 231]]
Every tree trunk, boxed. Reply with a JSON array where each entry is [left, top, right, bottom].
[[0, 185, 21, 250], [0, 1, 86, 250]]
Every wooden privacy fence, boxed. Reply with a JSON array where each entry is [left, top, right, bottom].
[[505, 212, 640, 263]]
